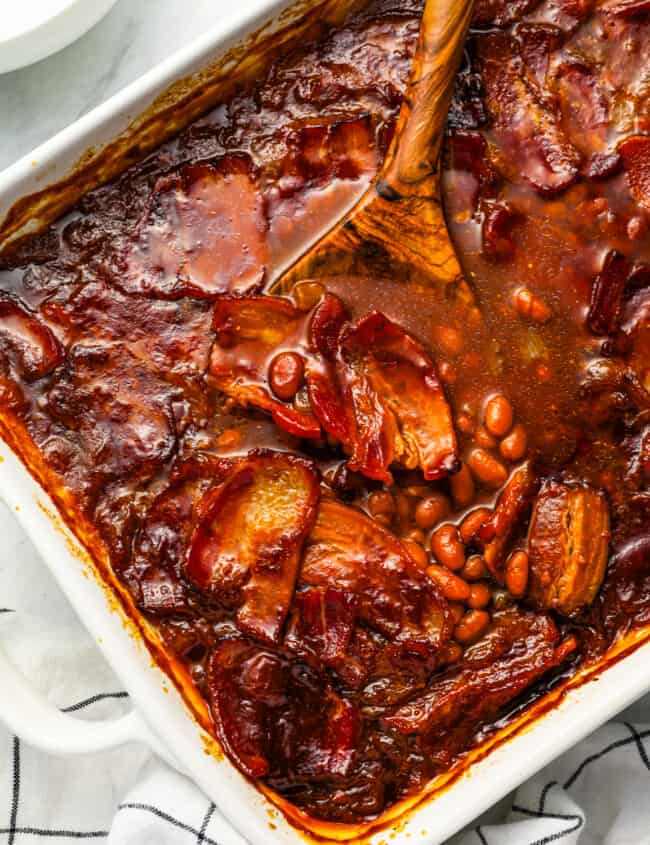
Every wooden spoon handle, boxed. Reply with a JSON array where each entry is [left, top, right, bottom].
[[379, 0, 475, 196]]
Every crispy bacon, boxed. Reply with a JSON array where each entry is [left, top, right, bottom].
[[477, 462, 539, 581], [301, 499, 453, 656], [332, 312, 459, 482], [556, 63, 610, 167], [210, 294, 458, 482], [210, 296, 321, 439], [125, 155, 268, 299], [185, 451, 320, 645], [478, 32, 581, 196], [619, 135, 650, 213], [383, 607, 574, 736], [587, 250, 632, 336], [207, 640, 282, 777], [0, 293, 63, 381], [603, 0, 650, 16], [207, 639, 360, 782], [528, 481, 610, 615]]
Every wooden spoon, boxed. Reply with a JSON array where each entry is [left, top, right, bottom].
[[270, 0, 476, 298]]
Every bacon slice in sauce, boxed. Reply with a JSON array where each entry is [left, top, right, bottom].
[[333, 312, 459, 482], [477, 31, 581, 196], [210, 296, 321, 439], [528, 481, 611, 615], [477, 462, 539, 581], [209, 294, 458, 482], [185, 452, 320, 645], [619, 136, 650, 213], [0, 293, 63, 381], [207, 639, 360, 781], [383, 607, 575, 736], [125, 155, 268, 299], [301, 499, 453, 656]]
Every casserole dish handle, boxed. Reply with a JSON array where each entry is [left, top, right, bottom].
[[0, 637, 181, 770]]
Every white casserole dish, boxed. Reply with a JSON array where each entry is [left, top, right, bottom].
[[1, 2, 650, 843]]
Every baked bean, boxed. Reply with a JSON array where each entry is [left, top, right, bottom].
[[473, 426, 497, 449], [505, 550, 529, 598], [431, 524, 466, 571], [403, 528, 426, 545], [292, 280, 326, 310], [499, 424, 528, 462], [467, 582, 491, 609], [484, 395, 514, 438], [454, 609, 490, 645], [403, 484, 433, 499], [450, 463, 475, 508], [415, 493, 450, 530], [404, 540, 429, 570], [467, 448, 508, 488], [459, 507, 491, 544], [461, 554, 489, 581], [512, 287, 551, 323], [426, 564, 470, 602], [269, 352, 304, 401], [367, 491, 395, 518], [374, 514, 393, 529], [449, 601, 466, 624], [491, 588, 513, 611], [432, 324, 465, 356]]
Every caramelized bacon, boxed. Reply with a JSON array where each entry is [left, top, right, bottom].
[[477, 32, 581, 196], [207, 640, 281, 777], [210, 296, 321, 439], [207, 639, 360, 782], [619, 136, 650, 213], [125, 155, 268, 299], [383, 607, 573, 736], [45, 344, 178, 486], [603, 0, 650, 16], [556, 63, 610, 165], [330, 312, 459, 482], [528, 481, 610, 615], [0, 293, 63, 381], [185, 452, 320, 645], [473, 0, 542, 27], [210, 295, 458, 482], [301, 499, 453, 656], [477, 462, 539, 580], [587, 250, 632, 336], [284, 587, 357, 669]]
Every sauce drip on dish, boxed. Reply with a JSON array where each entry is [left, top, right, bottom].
[[0, 0, 648, 826]]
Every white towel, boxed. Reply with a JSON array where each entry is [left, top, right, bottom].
[[2, 500, 650, 845]]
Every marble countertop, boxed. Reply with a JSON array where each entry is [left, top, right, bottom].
[[0, 0, 261, 172]]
